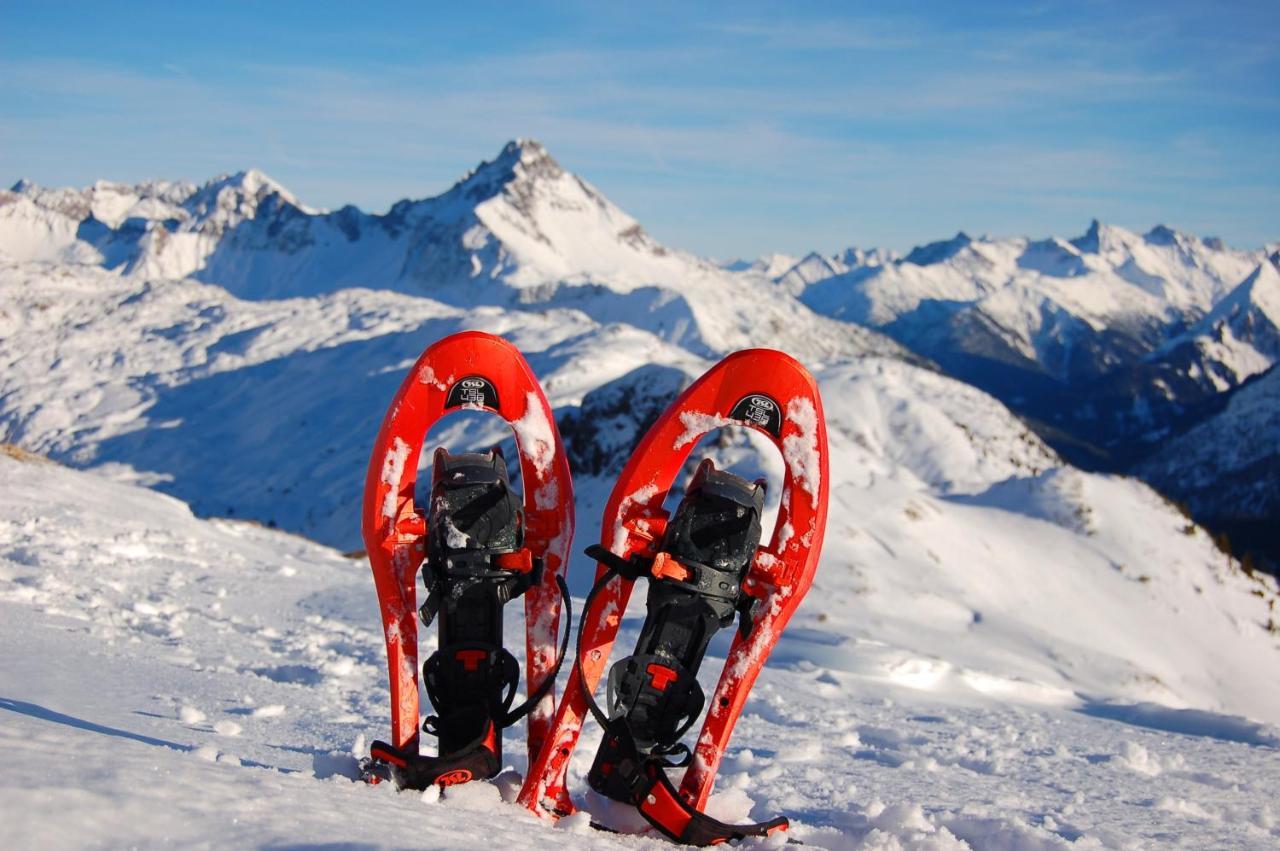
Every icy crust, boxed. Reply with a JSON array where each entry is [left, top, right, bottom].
[[416, 363, 449, 390], [378, 437, 411, 520], [510, 391, 556, 478], [443, 517, 470, 549], [610, 483, 659, 555], [781, 396, 822, 508], [673, 410, 734, 449], [533, 477, 560, 513]]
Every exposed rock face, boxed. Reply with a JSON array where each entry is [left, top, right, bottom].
[[558, 364, 690, 477]]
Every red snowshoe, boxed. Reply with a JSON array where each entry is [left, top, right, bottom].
[[518, 348, 829, 845], [360, 331, 574, 789]]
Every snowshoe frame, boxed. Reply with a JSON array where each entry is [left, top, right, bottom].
[[361, 331, 574, 772]]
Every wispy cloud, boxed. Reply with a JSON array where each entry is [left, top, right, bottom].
[[709, 19, 922, 51], [1, 1, 1277, 256]]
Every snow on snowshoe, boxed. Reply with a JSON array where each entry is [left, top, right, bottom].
[[518, 348, 829, 845], [359, 331, 574, 790]]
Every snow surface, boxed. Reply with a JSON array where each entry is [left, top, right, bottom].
[[3, 439, 1279, 849]]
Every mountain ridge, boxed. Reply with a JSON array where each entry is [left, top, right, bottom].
[[4, 140, 1277, 569]]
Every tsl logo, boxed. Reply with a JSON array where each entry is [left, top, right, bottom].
[[436, 769, 473, 786], [445, 375, 499, 409], [729, 393, 783, 438]]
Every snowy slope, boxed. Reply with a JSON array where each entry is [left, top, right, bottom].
[[1148, 260, 1280, 391], [5, 244, 1274, 716], [3, 425, 1279, 849], [607, 356, 1280, 723], [0, 257, 709, 548]]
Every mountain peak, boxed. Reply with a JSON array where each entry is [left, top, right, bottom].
[[1144, 224, 1180, 246], [1070, 219, 1104, 253], [448, 139, 568, 207], [502, 137, 551, 164], [1070, 219, 1142, 255], [903, 231, 972, 266], [1243, 256, 1280, 291], [201, 168, 292, 200], [9, 178, 37, 194], [1203, 260, 1280, 330]]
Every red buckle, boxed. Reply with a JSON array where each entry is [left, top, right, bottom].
[[456, 649, 488, 671], [651, 552, 691, 582], [646, 663, 678, 692]]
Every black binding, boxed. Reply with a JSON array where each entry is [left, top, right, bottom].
[[366, 448, 570, 790], [579, 460, 788, 845]]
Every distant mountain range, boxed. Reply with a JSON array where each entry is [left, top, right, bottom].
[[2, 139, 1276, 570]]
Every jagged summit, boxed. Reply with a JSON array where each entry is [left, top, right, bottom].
[[184, 168, 305, 221], [903, 231, 973, 266], [203, 168, 290, 197], [1070, 218, 1117, 254], [446, 138, 567, 205], [1145, 224, 1181, 246], [1219, 259, 1280, 316]]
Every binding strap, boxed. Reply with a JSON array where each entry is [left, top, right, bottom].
[[500, 573, 571, 727], [367, 728, 499, 789], [367, 573, 571, 791], [588, 724, 788, 846], [576, 547, 788, 846]]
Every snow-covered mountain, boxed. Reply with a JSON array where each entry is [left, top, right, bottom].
[[0, 170, 309, 268], [1150, 259, 1280, 391], [4, 142, 1277, 560], [792, 225, 1276, 459], [2, 142, 903, 363], [782, 222, 1278, 566]]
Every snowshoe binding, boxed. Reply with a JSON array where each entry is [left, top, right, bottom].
[[582, 460, 788, 843], [360, 331, 574, 790]]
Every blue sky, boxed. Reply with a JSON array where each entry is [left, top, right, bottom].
[[2, 1, 1277, 258]]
